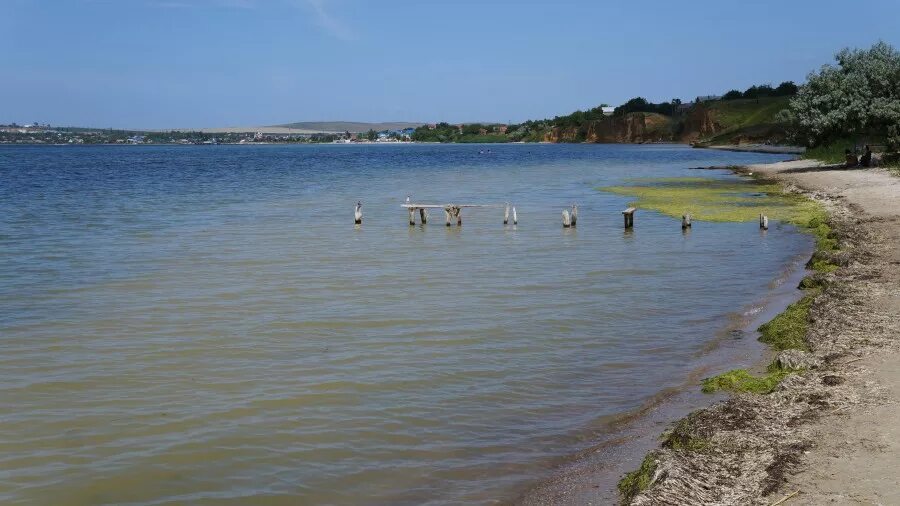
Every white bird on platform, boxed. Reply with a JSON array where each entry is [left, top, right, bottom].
[[406, 195, 411, 204]]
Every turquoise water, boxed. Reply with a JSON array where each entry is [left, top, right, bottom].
[[0, 144, 810, 504]]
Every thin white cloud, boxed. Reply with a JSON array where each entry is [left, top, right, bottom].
[[303, 0, 354, 41]]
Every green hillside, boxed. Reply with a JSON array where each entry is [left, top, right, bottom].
[[697, 96, 792, 145]]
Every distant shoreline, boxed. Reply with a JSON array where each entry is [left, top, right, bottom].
[[702, 143, 806, 155], [2, 141, 805, 154]]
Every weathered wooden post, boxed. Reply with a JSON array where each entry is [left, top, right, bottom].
[[504, 204, 510, 225], [456, 207, 462, 226], [512, 206, 518, 225], [419, 208, 428, 224], [571, 204, 578, 227], [354, 201, 362, 225], [444, 207, 452, 227], [682, 213, 691, 229], [562, 209, 571, 228], [622, 207, 636, 228], [760, 214, 768, 230], [409, 207, 416, 226]]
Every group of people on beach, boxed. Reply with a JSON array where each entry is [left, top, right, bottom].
[[845, 145, 874, 168]]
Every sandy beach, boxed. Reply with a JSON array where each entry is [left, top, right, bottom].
[[747, 160, 900, 504]]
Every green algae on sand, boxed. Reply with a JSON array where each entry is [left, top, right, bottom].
[[757, 291, 816, 351], [700, 367, 793, 394], [618, 452, 659, 502]]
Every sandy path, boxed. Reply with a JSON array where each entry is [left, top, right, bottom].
[[747, 160, 900, 505]]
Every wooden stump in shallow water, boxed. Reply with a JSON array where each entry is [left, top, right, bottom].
[[622, 207, 635, 228], [682, 213, 691, 229], [444, 208, 452, 227], [504, 204, 509, 225], [409, 208, 416, 226], [354, 202, 362, 225], [562, 209, 571, 228], [419, 208, 428, 225], [760, 214, 769, 230], [512, 206, 517, 225], [571, 204, 578, 227]]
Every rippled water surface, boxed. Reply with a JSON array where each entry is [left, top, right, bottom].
[[0, 144, 810, 504]]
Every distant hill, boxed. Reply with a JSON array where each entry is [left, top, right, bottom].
[[276, 121, 425, 133]]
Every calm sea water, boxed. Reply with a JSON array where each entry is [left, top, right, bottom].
[[0, 144, 809, 505]]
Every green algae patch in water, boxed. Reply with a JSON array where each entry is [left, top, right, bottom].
[[600, 176, 841, 272], [600, 177, 821, 226]]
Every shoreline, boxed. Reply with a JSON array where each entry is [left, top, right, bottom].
[[616, 160, 900, 504], [514, 248, 814, 505], [0, 142, 805, 154], [517, 159, 900, 505], [702, 144, 806, 155]]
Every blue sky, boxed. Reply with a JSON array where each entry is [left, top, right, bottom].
[[4, 0, 900, 129]]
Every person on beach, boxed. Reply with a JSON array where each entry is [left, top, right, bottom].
[[845, 148, 858, 168], [861, 145, 873, 167]]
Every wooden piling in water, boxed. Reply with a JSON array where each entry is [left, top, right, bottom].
[[402, 202, 506, 228], [682, 213, 691, 229], [562, 209, 571, 228], [512, 206, 517, 225], [571, 204, 578, 227], [760, 214, 769, 230], [354, 202, 362, 225], [622, 207, 636, 228]]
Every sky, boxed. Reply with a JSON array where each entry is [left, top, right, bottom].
[[4, 0, 900, 129]]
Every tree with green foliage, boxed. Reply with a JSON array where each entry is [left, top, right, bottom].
[[742, 84, 775, 99], [461, 123, 484, 135], [790, 41, 900, 148], [775, 81, 799, 96], [723, 81, 797, 100], [614, 97, 678, 116]]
